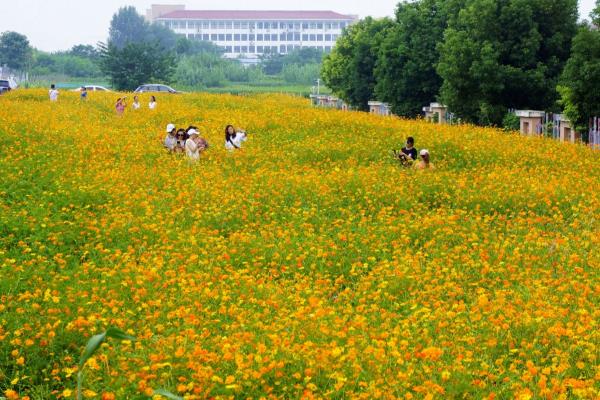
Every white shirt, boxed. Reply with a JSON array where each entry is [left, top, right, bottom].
[[132, 102, 140, 110], [225, 132, 247, 150], [149, 101, 157, 110], [49, 89, 59, 101], [164, 135, 176, 151], [185, 138, 200, 160]]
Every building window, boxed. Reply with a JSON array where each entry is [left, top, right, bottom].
[[271, 22, 278, 29], [332, 34, 339, 40], [302, 34, 308, 41], [294, 23, 300, 30], [294, 33, 300, 41], [310, 22, 317, 29], [309, 34, 316, 41], [340, 22, 346, 29], [317, 34, 323, 41], [249, 34, 255, 41], [325, 23, 331, 30], [257, 34, 263, 41], [249, 46, 255, 52], [218, 34, 225, 41], [287, 44, 294, 52], [241, 46, 248, 53], [331, 22, 338, 29], [201, 21, 209, 29], [287, 33, 294, 41], [271, 34, 278, 41], [226, 34, 232, 41], [226, 46, 232, 52], [219, 21, 226, 29], [257, 22, 263, 29], [203, 34, 209, 41], [279, 22, 285, 29], [257, 46, 263, 53], [241, 34, 248, 41], [325, 46, 332, 52], [241, 22, 249, 29], [287, 23, 293, 29], [226, 21, 232, 29], [234, 46, 241, 52], [271, 46, 277, 52], [325, 34, 332, 41], [302, 22, 308, 29], [211, 34, 218, 41], [249, 22, 255, 29], [317, 23, 323, 29], [210, 21, 217, 29], [280, 45, 286, 53], [234, 34, 241, 41], [234, 21, 241, 29]]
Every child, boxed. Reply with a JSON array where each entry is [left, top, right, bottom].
[[49, 84, 59, 101], [80, 87, 87, 101]]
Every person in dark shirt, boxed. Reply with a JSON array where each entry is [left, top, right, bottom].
[[401, 137, 418, 161]]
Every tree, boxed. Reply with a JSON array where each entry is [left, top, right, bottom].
[[0, 31, 33, 70], [375, 0, 465, 117], [108, 6, 149, 48], [592, 0, 600, 26], [99, 42, 175, 90], [437, 0, 578, 125], [321, 17, 394, 111], [70, 45, 99, 61], [559, 25, 600, 139]]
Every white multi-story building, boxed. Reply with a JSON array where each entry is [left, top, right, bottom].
[[147, 5, 357, 60]]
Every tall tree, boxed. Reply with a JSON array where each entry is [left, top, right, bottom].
[[108, 6, 149, 49], [69, 44, 99, 61], [321, 17, 394, 111], [99, 42, 175, 91], [0, 31, 33, 70], [592, 0, 600, 26], [437, 0, 578, 125], [375, 0, 465, 117], [558, 24, 600, 138]]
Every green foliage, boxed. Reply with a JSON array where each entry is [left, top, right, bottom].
[[437, 0, 578, 125], [99, 41, 176, 91], [502, 112, 520, 132], [592, 0, 600, 26], [108, 6, 151, 49], [281, 63, 321, 85], [321, 17, 395, 111], [261, 48, 325, 75], [375, 0, 465, 117], [69, 44, 100, 61], [559, 25, 600, 133], [176, 37, 223, 57], [175, 53, 228, 88], [0, 31, 33, 70], [152, 389, 184, 400], [77, 328, 136, 400], [31, 50, 102, 78]]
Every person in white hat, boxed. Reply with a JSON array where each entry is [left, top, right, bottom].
[[185, 128, 208, 161], [164, 123, 177, 152], [414, 149, 435, 170]]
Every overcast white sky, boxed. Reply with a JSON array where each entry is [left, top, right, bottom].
[[0, 0, 597, 51]]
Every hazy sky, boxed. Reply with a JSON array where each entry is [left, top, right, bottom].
[[0, 0, 597, 52]]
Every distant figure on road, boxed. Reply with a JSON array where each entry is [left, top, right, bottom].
[[49, 84, 59, 102], [149, 96, 157, 110], [132, 95, 141, 110], [414, 149, 435, 170], [80, 87, 87, 101]]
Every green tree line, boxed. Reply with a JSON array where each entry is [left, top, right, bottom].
[[322, 0, 600, 133]]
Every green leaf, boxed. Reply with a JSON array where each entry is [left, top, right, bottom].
[[105, 327, 136, 341], [78, 332, 106, 369], [152, 389, 184, 400]]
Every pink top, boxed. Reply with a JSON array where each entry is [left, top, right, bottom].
[[116, 102, 125, 114]]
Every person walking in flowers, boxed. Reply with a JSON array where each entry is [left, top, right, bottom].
[[185, 128, 208, 161], [414, 149, 435, 170], [115, 97, 127, 115]]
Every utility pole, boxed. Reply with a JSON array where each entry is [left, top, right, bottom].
[[315, 78, 321, 95]]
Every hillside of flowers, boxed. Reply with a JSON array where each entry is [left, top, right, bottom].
[[0, 89, 599, 399]]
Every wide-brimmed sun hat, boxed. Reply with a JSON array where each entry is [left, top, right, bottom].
[[166, 123, 175, 133], [420, 149, 430, 156], [188, 128, 199, 136]]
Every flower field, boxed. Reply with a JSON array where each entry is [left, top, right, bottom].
[[0, 89, 599, 399]]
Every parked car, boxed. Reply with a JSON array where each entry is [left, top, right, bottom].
[[134, 84, 180, 94], [0, 78, 17, 94], [0, 80, 10, 94], [71, 85, 111, 92]]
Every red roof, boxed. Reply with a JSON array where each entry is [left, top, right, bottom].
[[159, 10, 356, 20]]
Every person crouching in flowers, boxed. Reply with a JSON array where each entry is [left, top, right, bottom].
[[185, 128, 208, 161], [174, 128, 187, 154], [414, 149, 435, 170], [164, 123, 177, 152]]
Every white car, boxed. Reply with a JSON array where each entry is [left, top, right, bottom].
[[71, 85, 111, 92]]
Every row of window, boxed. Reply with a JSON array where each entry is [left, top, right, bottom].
[[218, 45, 332, 54], [189, 33, 340, 42], [162, 20, 349, 31]]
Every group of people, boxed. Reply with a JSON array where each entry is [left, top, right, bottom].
[[393, 136, 434, 170], [163, 124, 248, 160], [115, 95, 157, 115]]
